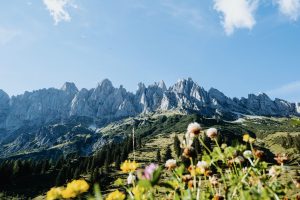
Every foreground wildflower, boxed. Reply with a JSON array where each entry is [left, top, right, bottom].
[[243, 150, 252, 159], [197, 161, 209, 169], [127, 172, 136, 185], [46, 179, 89, 200], [209, 175, 219, 186], [46, 187, 64, 200], [62, 179, 89, 198], [293, 179, 300, 189], [121, 160, 139, 173], [253, 149, 264, 159], [187, 122, 201, 137], [143, 163, 158, 180], [106, 190, 126, 200], [206, 128, 218, 139], [132, 185, 147, 200], [213, 195, 225, 200], [268, 166, 282, 178], [182, 147, 196, 158], [274, 153, 289, 165], [196, 161, 210, 174], [165, 159, 177, 170], [243, 134, 255, 143], [234, 156, 245, 164]]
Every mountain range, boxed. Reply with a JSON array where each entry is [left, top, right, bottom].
[[0, 78, 299, 159], [0, 78, 299, 130]]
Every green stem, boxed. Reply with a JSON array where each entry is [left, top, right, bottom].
[[199, 138, 212, 154]]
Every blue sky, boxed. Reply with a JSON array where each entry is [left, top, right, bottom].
[[0, 0, 299, 102]]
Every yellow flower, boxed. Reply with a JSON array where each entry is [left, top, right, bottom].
[[61, 179, 89, 199], [68, 179, 90, 193], [120, 160, 139, 173], [61, 187, 77, 199], [243, 134, 255, 143], [106, 190, 126, 200], [132, 185, 147, 200], [46, 187, 63, 200]]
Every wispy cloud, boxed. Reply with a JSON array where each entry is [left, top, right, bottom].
[[213, 0, 259, 35], [161, 0, 204, 30], [267, 81, 300, 101], [275, 0, 300, 20], [43, 0, 77, 25], [0, 28, 19, 45]]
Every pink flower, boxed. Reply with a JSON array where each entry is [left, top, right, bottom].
[[144, 163, 158, 180]]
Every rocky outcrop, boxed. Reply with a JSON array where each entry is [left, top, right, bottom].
[[0, 89, 9, 129], [0, 78, 298, 132], [296, 102, 300, 113]]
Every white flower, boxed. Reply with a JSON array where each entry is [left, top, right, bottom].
[[206, 128, 218, 139], [187, 122, 201, 137], [268, 166, 281, 178], [127, 172, 136, 185], [197, 161, 209, 169], [243, 150, 253, 159], [165, 159, 177, 170], [209, 175, 219, 186], [234, 156, 245, 164]]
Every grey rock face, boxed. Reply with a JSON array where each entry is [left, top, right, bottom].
[[296, 102, 300, 113], [0, 78, 299, 132], [0, 90, 9, 128], [0, 78, 299, 159]]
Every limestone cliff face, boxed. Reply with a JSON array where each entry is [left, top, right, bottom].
[[0, 78, 298, 132], [0, 78, 299, 159]]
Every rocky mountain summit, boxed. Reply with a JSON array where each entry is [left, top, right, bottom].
[[0, 78, 299, 159], [0, 78, 298, 132]]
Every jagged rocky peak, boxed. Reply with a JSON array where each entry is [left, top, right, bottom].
[[61, 82, 78, 95], [99, 78, 113, 88], [153, 80, 167, 90], [137, 82, 146, 91], [209, 88, 227, 99], [296, 102, 300, 113], [171, 77, 197, 95], [92, 79, 115, 98], [0, 89, 10, 104]]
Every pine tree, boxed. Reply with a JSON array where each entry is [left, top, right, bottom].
[[156, 149, 161, 163], [56, 167, 66, 186], [115, 155, 121, 169], [12, 160, 21, 177], [138, 136, 142, 148], [121, 148, 128, 162], [104, 158, 110, 173], [192, 138, 201, 156], [173, 135, 181, 157], [73, 167, 80, 179], [91, 168, 99, 183], [164, 146, 172, 162]]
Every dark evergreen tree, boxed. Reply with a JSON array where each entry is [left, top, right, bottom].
[[138, 136, 142, 148], [164, 146, 172, 162], [91, 168, 99, 183], [73, 167, 80, 179], [56, 167, 67, 186], [173, 135, 181, 157], [12, 160, 21, 177], [192, 138, 201, 156], [156, 149, 161, 163], [115, 155, 121, 169]]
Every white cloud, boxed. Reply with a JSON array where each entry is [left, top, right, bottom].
[[43, 0, 76, 25], [276, 0, 300, 20], [267, 81, 300, 102], [213, 0, 259, 35], [0, 28, 19, 45]]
